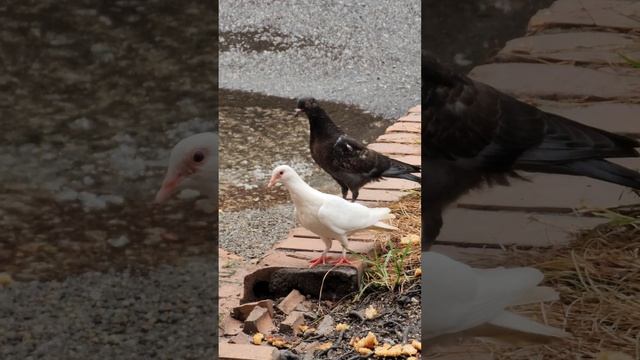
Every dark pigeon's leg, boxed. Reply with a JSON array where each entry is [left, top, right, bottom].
[[331, 176, 350, 199], [340, 185, 349, 199], [350, 188, 359, 202]]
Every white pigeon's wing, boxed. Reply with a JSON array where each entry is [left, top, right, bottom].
[[316, 195, 389, 234], [423, 252, 547, 340]]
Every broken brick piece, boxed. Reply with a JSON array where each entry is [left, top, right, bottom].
[[232, 299, 275, 321], [279, 311, 305, 335], [219, 343, 280, 360], [243, 306, 275, 335], [277, 289, 305, 315]]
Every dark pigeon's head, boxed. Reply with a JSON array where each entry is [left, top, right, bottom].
[[294, 97, 320, 117]]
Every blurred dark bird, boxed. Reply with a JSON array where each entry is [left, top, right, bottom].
[[295, 97, 421, 201], [423, 54, 640, 250]]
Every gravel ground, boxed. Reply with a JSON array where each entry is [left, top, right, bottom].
[[218, 1, 421, 259], [220, 204, 295, 260], [0, 256, 216, 360]]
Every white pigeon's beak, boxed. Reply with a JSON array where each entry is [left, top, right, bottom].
[[267, 174, 280, 188], [155, 174, 182, 203]]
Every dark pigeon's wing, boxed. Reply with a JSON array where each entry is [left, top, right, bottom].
[[424, 67, 545, 171], [331, 135, 386, 174]]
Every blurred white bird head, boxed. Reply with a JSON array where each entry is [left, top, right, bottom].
[[268, 165, 297, 187], [155, 132, 218, 203]]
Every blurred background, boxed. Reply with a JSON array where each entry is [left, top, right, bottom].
[[0, 1, 217, 358]]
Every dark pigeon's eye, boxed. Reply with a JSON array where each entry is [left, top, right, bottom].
[[193, 151, 205, 163], [279, 171, 284, 175]]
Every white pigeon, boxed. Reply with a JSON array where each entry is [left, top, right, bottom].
[[155, 132, 218, 203], [268, 165, 397, 267], [423, 251, 569, 345]]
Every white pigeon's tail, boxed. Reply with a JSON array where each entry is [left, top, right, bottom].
[[477, 311, 570, 345], [365, 207, 398, 232], [512, 286, 559, 306]]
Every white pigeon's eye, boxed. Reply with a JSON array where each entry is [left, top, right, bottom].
[[192, 151, 205, 163]]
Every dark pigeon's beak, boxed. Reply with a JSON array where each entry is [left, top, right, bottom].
[[294, 108, 303, 117]]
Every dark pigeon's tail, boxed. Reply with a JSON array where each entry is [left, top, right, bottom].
[[563, 159, 640, 190], [382, 159, 422, 183]]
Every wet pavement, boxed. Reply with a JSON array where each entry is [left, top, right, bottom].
[[219, 0, 421, 119]]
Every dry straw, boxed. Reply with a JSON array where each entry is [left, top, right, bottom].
[[491, 206, 640, 359]]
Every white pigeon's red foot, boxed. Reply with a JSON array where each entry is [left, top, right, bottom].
[[330, 256, 353, 266], [309, 255, 331, 268]]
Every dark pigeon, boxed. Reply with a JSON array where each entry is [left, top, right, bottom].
[[422, 54, 640, 250], [295, 97, 421, 201]]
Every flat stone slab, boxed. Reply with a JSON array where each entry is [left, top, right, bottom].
[[469, 63, 640, 101], [274, 235, 377, 254], [497, 32, 640, 65], [362, 177, 421, 190], [439, 208, 608, 247], [219, 343, 280, 360], [368, 142, 421, 155], [533, 100, 640, 137], [398, 112, 421, 122], [356, 188, 406, 202], [376, 132, 421, 144], [529, 0, 640, 32], [458, 159, 640, 212], [388, 154, 421, 166], [408, 105, 421, 113], [288, 227, 376, 241], [387, 121, 421, 133]]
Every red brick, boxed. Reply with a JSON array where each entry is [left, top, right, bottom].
[[398, 112, 421, 122], [219, 343, 280, 360], [368, 142, 421, 155], [277, 289, 305, 315], [408, 105, 421, 113], [376, 132, 421, 144], [387, 121, 421, 133]]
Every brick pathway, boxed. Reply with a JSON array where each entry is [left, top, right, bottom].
[[432, 0, 640, 358], [218, 106, 422, 356]]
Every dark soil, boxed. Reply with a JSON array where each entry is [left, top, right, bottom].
[[267, 280, 421, 360]]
